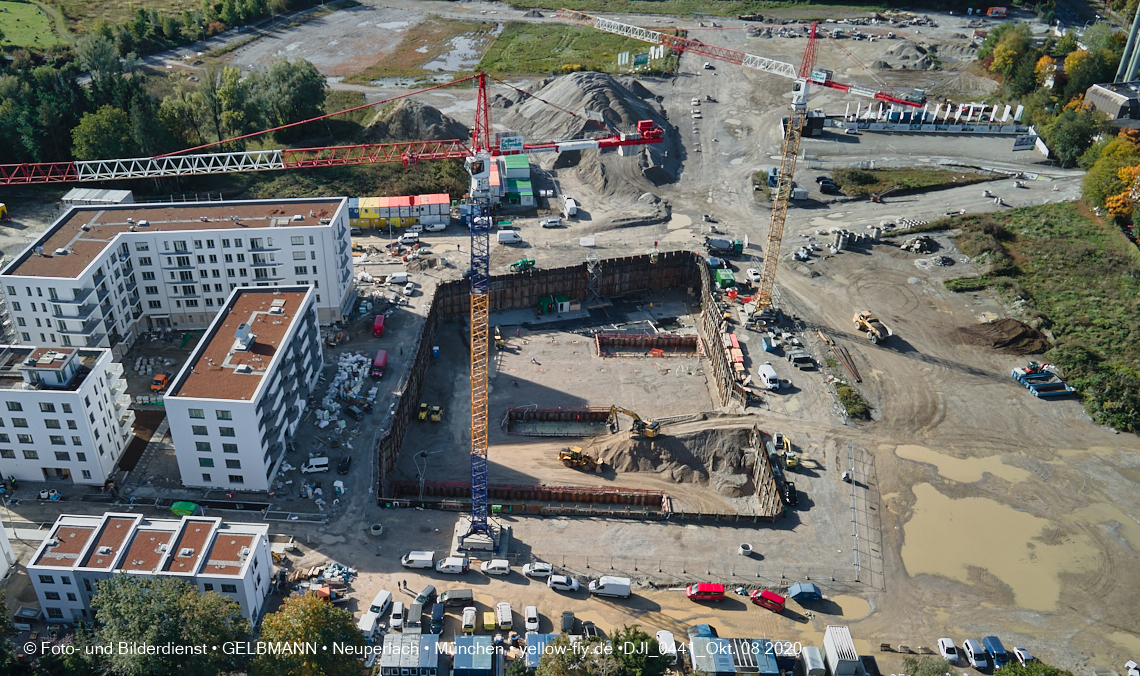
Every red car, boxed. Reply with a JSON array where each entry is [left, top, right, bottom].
[[750, 589, 786, 612], [685, 583, 725, 602]]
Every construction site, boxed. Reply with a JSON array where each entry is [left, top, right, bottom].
[[1, 0, 1139, 672]]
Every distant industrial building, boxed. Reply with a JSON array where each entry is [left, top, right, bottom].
[[0, 197, 355, 350], [164, 287, 322, 493], [0, 346, 133, 486], [28, 512, 271, 623], [1084, 82, 1140, 120]]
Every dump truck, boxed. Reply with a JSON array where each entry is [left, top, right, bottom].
[[853, 311, 893, 344], [558, 446, 601, 473], [706, 236, 744, 256]]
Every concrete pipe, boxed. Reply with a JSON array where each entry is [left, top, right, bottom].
[[739, 543, 753, 557], [370, 523, 384, 537]]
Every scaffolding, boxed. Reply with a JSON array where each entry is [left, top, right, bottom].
[[585, 253, 602, 304]]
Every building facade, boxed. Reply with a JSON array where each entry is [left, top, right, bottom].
[[164, 287, 322, 493], [0, 198, 354, 351], [0, 520, 15, 583], [0, 346, 133, 486], [28, 512, 272, 623]]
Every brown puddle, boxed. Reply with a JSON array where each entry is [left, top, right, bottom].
[[892, 444, 1032, 483], [901, 483, 1097, 611]]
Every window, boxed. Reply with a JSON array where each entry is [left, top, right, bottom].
[[46, 608, 63, 619], [135, 242, 149, 251], [18, 435, 33, 445], [293, 251, 306, 260], [192, 425, 208, 435], [0, 450, 13, 459], [20, 333, 29, 342], [219, 427, 235, 437], [227, 269, 235, 278], [226, 459, 241, 469], [145, 286, 158, 295], [54, 451, 68, 461], [4, 286, 12, 295], [221, 584, 238, 593], [176, 256, 191, 267], [197, 255, 205, 264], [236, 254, 245, 262], [45, 592, 61, 601], [62, 576, 71, 585], [16, 318, 24, 327], [295, 266, 307, 275], [185, 300, 199, 308], [179, 271, 193, 281], [228, 475, 244, 484], [50, 436, 65, 446], [148, 301, 162, 309], [234, 239, 242, 247], [67, 593, 77, 601], [205, 298, 214, 307], [71, 436, 81, 446], [291, 236, 304, 245], [62, 403, 72, 414], [203, 583, 214, 591], [199, 458, 214, 467], [22, 449, 37, 459], [39, 575, 54, 584], [196, 442, 211, 452], [216, 410, 232, 420], [5, 402, 21, 411], [12, 418, 26, 427], [76, 453, 86, 461], [0, 434, 8, 443], [142, 271, 155, 281], [39, 402, 55, 413], [174, 241, 187, 252], [240, 269, 248, 277], [207, 240, 215, 249], [202, 473, 211, 482], [311, 251, 317, 260], [222, 443, 238, 453], [138, 256, 152, 266], [81, 470, 91, 479], [182, 285, 195, 295], [194, 240, 202, 249], [45, 419, 60, 429], [223, 239, 231, 248], [189, 409, 204, 418]]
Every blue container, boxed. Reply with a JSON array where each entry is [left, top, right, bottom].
[[432, 346, 440, 358]]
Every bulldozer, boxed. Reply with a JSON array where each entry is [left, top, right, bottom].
[[558, 446, 601, 473], [853, 311, 893, 344], [607, 406, 662, 438]]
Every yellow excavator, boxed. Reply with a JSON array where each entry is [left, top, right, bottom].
[[607, 406, 662, 438], [558, 446, 601, 472], [494, 326, 505, 350]]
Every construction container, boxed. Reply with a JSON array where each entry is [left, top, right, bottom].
[[824, 626, 864, 676]]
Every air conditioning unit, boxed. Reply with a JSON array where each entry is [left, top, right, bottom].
[[97, 545, 112, 555], [179, 547, 194, 557]]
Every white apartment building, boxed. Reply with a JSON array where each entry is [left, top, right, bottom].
[[0, 519, 15, 583], [28, 512, 272, 623], [0, 346, 133, 486], [164, 287, 322, 493], [0, 197, 355, 351]]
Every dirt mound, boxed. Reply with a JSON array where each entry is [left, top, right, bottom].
[[929, 70, 1001, 99], [926, 42, 977, 63], [495, 72, 678, 198], [586, 427, 757, 497], [362, 99, 469, 143], [956, 318, 1050, 355], [876, 40, 935, 70]]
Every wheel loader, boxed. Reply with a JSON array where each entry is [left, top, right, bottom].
[[558, 447, 601, 473]]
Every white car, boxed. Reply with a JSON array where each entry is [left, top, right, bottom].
[[937, 638, 958, 663], [403, 282, 415, 296], [369, 590, 393, 617], [1013, 648, 1034, 667], [547, 575, 580, 592], [656, 630, 677, 659], [962, 639, 988, 669], [522, 562, 553, 579], [390, 601, 405, 631], [703, 62, 713, 69], [480, 559, 511, 575], [540, 218, 562, 228], [524, 605, 539, 632], [692, 113, 702, 119], [746, 268, 762, 282]]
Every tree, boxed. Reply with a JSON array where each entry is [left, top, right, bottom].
[[1045, 107, 1106, 167], [75, 34, 123, 107], [611, 625, 667, 676], [1053, 30, 1078, 58], [0, 590, 14, 671], [536, 636, 620, 676], [90, 575, 251, 676], [1081, 21, 1124, 57], [261, 58, 327, 141], [506, 659, 534, 676], [1084, 154, 1139, 208], [72, 105, 134, 160], [1035, 55, 1056, 85], [251, 593, 365, 676], [1064, 49, 1115, 101]]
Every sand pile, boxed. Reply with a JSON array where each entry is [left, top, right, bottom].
[[362, 99, 469, 143], [875, 41, 935, 70], [956, 318, 1050, 355], [587, 427, 757, 497], [495, 72, 678, 197]]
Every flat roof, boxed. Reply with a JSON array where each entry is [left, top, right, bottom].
[[119, 527, 179, 574], [162, 519, 218, 575], [5, 199, 342, 279], [169, 288, 310, 401], [201, 533, 257, 576], [0, 346, 99, 391], [34, 525, 97, 567], [78, 516, 138, 570]]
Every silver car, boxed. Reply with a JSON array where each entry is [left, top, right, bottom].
[[547, 575, 580, 592], [522, 562, 553, 579], [962, 639, 988, 669]]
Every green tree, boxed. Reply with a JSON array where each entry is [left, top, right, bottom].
[[1045, 108, 1106, 167], [1053, 30, 1078, 58], [251, 593, 365, 676], [90, 575, 251, 676], [261, 58, 327, 141], [1082, 154, 1138, 208], [75, 34, 124, 107], [506, 659, 534, 676], [0, 590, 14, 671], [72, 105, 134, 160], [1080, 21, 1124, 57], [611, 625, 666, 676], [536, 636, 620, 676], [31, 623, 100, 676]]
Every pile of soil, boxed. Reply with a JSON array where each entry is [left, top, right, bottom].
[[586, 427, 757, 497], [362, 99, 469, 143], [494, 72, 678, 198], [956, 318, 1051, 355], [875, 41, 935, 70]]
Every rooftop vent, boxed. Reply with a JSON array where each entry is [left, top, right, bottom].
[[179, 547, 194, 557], [126, 218, 134, 224], [200, 216, 209, 222], [158, 544, 168, 553], [292, 214, 304, 221], [268, 307, 284, 315], [235, 364, 253, 374], [45, 538, 59, 547], [234, 323, 255, 350], [54, 248, 68, 256], [97, 545, 112, 555], [239, 546, 251, 557], [81, 224, 90, 231]]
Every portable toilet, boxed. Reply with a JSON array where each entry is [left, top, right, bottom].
[[555, 295, 571, 313], [539, 296, 555, 314]]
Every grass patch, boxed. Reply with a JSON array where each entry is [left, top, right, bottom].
[[343, 17, 495, 83], [943, 275, 992, 292], [831, 167, 997, 198], [241, 160, 471, 201], [836, 384, 871, 420], [1, 1, 65, 47], [939, 204, 1140, 432], [53, 0, 200, 34], [507, 0, 885, 18], [478, 22, 674, 76]]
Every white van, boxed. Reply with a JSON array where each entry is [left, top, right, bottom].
[[495, 602, 512, 630], [588, 576, 631, 598], [424, 222, 447, 232], [400, 551, 435, 568], [435, 557, 469, 574], [758, 362, 781, 390], [390, 601, 405, 631], [480, 559, 511, 576], [405, 223, 424, 233], [398, 232, 419, 245], [300, 457, 329, 474], [385, 272, 408, 285], [496, 230, 522, 245], [656, 630, 677, 663], [461, 606, 477, 634]]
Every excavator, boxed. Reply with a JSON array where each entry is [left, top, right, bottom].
[[607, 406, 662, 438], [853, 311, 893, 344], [493, 326, 505, 350], [558, 446, 601, 472]]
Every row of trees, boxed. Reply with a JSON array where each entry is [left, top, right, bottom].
[[0, 579, 365, 676], [0, 34, 326, 164]]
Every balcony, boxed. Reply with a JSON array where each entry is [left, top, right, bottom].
[[85, 333, 105, 347], [58, 288, 95, 305], [59, 318, 100, 335], [125, 278, 137, 294], [113, 392, 131, 412], [93, 272, 106, 287], [53, 304, 97, 321], [131, 306, 143, 320], [107, 362, 124, 379], [96, 286, 109, 302]]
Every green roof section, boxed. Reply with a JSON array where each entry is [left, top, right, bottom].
[[502, 155, 530, 169]]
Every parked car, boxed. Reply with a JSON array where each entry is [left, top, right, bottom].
[[938, 638, 959, 663], [390, 601, 405, 631], [845, 128, 860, 135], [345, 405, 364, 421], [524, 606, 539, 632], [582, 621, 600, 639], [962, 639, 988, 669], [523, 562, 553, 579], [781, 482, 798, 506], [368, 590, 393, 617], [413, 585, 437, 606], [561, 611, 575, 633], [685, 583, 725, 602], [814, 176, 830, 184], [404, 282, 415, 296], [982, 637, 1010, 669], [480, 559, 511, 576], [337, 455, 351, 475], [746, 268, 762, 282], [547, 575, 580, 592], [1012, 648, 1034, 667], [540, 218, 562, 228]]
